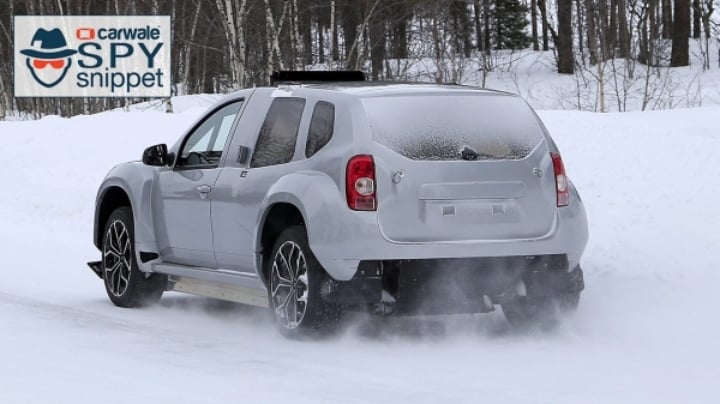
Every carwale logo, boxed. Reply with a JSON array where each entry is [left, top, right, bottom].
[[15, 16, 171, 97]]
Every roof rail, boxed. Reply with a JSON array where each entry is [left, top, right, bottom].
[[271, 70, 366, 85]]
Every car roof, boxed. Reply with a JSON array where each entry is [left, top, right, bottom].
[[216, 82, 516, 107], [292, 82, 516, 98]]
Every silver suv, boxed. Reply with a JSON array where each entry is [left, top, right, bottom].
[[88, 73, 588, 335]]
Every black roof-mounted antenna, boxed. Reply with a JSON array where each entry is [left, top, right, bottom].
[[271, 70, 366, 85]]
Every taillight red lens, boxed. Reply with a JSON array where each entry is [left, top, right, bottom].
[[346, 155, 376, 211], [551, 152, 569, 207]]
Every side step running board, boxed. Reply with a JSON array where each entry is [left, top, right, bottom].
[[168, 276, 269, 308]]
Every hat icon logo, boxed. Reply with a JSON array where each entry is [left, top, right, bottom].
[[20, 28, 77, 88]]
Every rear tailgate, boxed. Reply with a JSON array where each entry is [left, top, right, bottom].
[[363, 93, 558, 243]]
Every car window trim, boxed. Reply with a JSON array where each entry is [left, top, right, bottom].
[[249, 96, 307, 169], [173, 98, 245, 171], [305, 100, 335, 158]]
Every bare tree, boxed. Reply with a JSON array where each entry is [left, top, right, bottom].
[[538, 0, 550, 50], [693, 0, 701, 38], [557, 0, 574, 73], [181, 2, 202, 93], [531, 0, 539, 50], [670, 0, 690, 66], [699, 0, 715, 69], [662, 0, 673, 38]]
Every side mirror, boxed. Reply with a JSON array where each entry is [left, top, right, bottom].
[[237, 145, 251, 165], [142, 144, 168, 166]]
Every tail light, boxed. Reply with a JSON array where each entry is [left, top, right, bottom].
[[346, 155, 376, 211], [551, 152, 569, 207]]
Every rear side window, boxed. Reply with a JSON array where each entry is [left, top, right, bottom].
[[305, 101, 335, 158], [363, 95, 545, 160], [250, 97, 306, 168]]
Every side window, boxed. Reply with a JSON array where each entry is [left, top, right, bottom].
[[250, 97, 306, 168], [178, 101, 243, 168], [305, 101, 335, 158]]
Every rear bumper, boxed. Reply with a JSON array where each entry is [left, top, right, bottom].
[[309, 188, 588, 281], [321, 257, 585, 315]]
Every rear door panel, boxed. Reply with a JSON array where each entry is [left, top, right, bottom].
[[211, 92, 308, 273]]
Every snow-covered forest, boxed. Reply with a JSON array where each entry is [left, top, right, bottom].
[[1, 0, 720, 116]]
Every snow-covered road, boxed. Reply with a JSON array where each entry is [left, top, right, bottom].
[[1, 102, 718, 403]]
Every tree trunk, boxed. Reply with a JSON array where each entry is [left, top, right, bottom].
[[557, 0, 574, 73], [537, 0, 550, 51], [482, 0, 491, 54], [450, 0, 472, 57], [369, 7, 385, 80], [531, 0, 539, 50], [473, 1, 483, 53], [617, 0, 630, 58], [700, 0, 713, 68], [395, 19, 408, 59], [638, 0, 651, 65], [701, 0, 714, 39], [586, 0, 598, 65], [264, 4, 273, 82], [331, 0, 339, 61], [670, 0, 690, 66], [215, 0, 248, 89], [692, 0, 701, 38], [390, 1, 408, 59], [182, 1, 202, 93], [662, 0, 673, 39], [342, 0, 359, 66], [318, 26, 325, 64], [576, 0, 584, 63], [608, 0, 618, 55], [598, 0, 609, 58], [0, 34, 6, 119], [431, 2, 444, 82], [301, 0, 313, 66], [291, 0, 301, 69], [650, 0, 660, 64]]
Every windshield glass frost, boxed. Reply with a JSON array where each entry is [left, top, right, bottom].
[[363, 95, 545, 160]]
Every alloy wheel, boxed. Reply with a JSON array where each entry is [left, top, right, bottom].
[[270, 241, 309, 329], [103, 219, 132, 297]]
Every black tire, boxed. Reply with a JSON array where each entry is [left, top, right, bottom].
[[101, 206, 166, 308], [267, 225, 342, 337], [501, 292, 580, 330]]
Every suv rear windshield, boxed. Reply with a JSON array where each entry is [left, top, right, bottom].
[[363, 94, 545, 160]]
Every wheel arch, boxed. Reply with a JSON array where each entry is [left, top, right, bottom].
[[256, 202, 306, 284], [92, 164, 160, 272], [252, 172, 348, 283], [94, 186, 132, 249]]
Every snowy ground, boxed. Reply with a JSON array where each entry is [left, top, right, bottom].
[[1, 100, 719, 403]]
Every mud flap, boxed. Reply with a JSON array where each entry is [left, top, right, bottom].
[[523, 266, 585, 298], [87, 261, 103, 279]]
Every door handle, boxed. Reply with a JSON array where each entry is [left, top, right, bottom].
[[196, 185, 212, 199]]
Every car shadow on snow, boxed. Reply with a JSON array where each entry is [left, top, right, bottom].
[[337, 311, 521, 341], [156, 294, 272, 321], [96, 294, 576, 342]]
